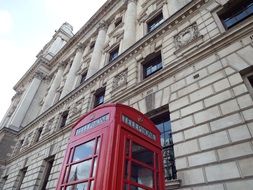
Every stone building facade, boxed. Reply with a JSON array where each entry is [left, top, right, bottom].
[[0, 0, 253, 189]]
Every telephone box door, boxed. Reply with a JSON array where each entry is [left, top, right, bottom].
[[57, 127, 108, 190], [117, 129, 164, 190]]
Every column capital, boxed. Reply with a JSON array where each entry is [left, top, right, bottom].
[[98, 20, 108, 31], [57, 61, 66, 69], [33, 71, 46, 80], [76, 43, 85, 51]]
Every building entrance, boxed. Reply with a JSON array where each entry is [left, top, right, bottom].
[[57, 104, 165, 190]]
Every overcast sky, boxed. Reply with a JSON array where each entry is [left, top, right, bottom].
[[0, 0, 107, 120]]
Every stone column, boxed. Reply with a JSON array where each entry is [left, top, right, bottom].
[[60, 44, 84, 98], [122, 0, 137, 51], [9, 72, 44, 130], [86, 22, 107, 78], [40, 62, 65, 112]]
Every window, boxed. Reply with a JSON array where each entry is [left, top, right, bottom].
[[94, 88, 105, 108], [35, 127, 43, 142], [1, 175, 8, 189], [80, 71, 87, 84], [60, 110, 69, 128], [218, 0, 253, 30], [90, 42, 95, 51], [40, 156, 55, 190], [109, 47, 119, 63], [150, 111, 176, 181], [60, 137, 100, 190], [143, 52, 162, 79], [16, 167, 28, 190], [115, 18, 122, 28], [147, 13, 164, 33]]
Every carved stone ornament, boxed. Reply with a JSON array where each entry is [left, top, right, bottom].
[[174, 23, 199, 49], [112, 70, 128, 90]]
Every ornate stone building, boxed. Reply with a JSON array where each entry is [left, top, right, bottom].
[[0, 0, 253, 189]]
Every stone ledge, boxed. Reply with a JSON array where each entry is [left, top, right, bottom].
[[165, 179, 181, 190]]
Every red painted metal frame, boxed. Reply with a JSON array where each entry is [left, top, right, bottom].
[[56, 103, 165, 190]]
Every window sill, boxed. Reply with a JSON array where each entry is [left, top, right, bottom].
[[165, 179, 181, 190]]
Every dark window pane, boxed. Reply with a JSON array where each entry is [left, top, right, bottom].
[[60, 110, 69, 128], [73, 140, 95, 162], [80, 72, 87, 84], [94, 88, 105, 107], [248, 75, 253, 87], [68, 159, 92, 182], [219, 0, 253, 29], [143, 53, 162, 78], [147, 13, 163, 33], [115, 18, 122, 27], [109, 47, 119, 62], [131, 163, 153, 188], [132, 143, 154, 166]]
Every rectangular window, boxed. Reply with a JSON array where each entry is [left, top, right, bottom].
[[40, 156, 55, 190], [35, 127, 43, 142], [16, 167, 28, 190], [147, 13, 164, 33], [94, 88, 105, 108], [218, 0, 253, 30], [1, 176, 8, 189], [60, 110, 69, 128], [115, 18, 122, 28], [143, 52, 162, 79], [109, 47, 119, 63], [80, 72, 87, 84], [151, 112, 177, 180]]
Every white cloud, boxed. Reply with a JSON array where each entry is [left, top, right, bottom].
[[0, 10, 12, 34]]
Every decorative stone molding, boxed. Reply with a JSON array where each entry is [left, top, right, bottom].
[[33, 71, 47, 80], [174, 22, 199, 49], [112, 70, 128, 90], [98, 20, 108, 31]]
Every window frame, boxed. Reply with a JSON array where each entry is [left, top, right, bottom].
[[59, 110, 69, 128], [142, 51, 163, 79], [108, 46, 119, 63], [147, 12, 164, 33], [147, 107, 177, 181], [217, 0, 253, 30], [80, 71, 88, 85], [16, 167, 28, 190], [93, 88, 106, 108], [39, 155, 55, 190]]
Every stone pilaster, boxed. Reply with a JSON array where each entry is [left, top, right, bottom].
[[60, 44, 84, 98], [86, 22, 108, 79], [122, 0, 137, 51], [8, 71, 45, 130], [41, 62, 65, 112]]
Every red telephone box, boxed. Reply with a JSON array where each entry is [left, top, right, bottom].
[[57, 104, 165, 190]]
